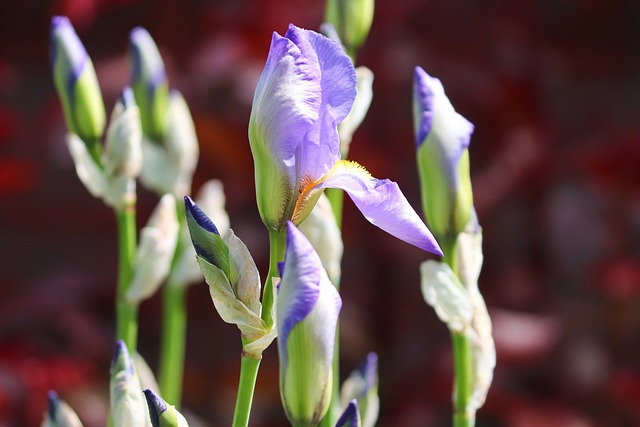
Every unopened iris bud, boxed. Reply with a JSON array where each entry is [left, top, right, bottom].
[[143, 389, 189, 427], [277, 222, 342, 426], [126, 194, 179, 303], [325, 0, 374, 57], [129, 27, 169, 140], [139, 90, 199, 197], [103, 87, 143, 179], [42, 390, 83, 427], [110, 340, 152, 427], [185, 196, 273, 356], [335, 400, 360, 427], [169, 180, 230, 287], [413, 66, 474, 244], [50, 16, 106, 147], [340, 353, 379, 427]]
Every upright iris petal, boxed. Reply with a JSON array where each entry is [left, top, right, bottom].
[[249, 24, 356, 231], [249, 24, 441, 256], [50, 16, 106, 144], [277, 222, 342, 426], [413, 66, 474, 241]]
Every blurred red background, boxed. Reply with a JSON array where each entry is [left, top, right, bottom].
[[1, 0, 640, 426]]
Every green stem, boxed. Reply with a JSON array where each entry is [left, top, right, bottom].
[[158, 202, 188, 407], [115, 205, 138, 354], [452, 332, 473, 427], [158, 282, 186, 407], [441, 236, 474, 427], [232, 354, 262, 427], [261, 228, 287, 328]]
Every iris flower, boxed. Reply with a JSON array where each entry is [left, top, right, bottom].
[[277, 222, 342, 426], [249, 24, 441, 256]]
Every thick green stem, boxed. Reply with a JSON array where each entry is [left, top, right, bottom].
[[159, 282, 186, 407], [115, 206, 138, 354], [261, 228, 287, 328], [232, 354, 262, 427], [442, 236, 474, 427], [158, 202, 188, 407]]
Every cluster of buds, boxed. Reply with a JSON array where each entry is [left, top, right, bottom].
[[51, 17, 142, 209], [413, 66, 495, 417]]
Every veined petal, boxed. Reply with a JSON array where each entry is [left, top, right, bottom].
[[249, 24, 356, 230], [314, 160, 442, 255]]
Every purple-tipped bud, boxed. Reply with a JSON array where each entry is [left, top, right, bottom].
[[50, 16, 106, 144]]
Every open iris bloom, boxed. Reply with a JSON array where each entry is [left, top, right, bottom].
[[277, 222, 342, 427], [249, 24, 442, 257]]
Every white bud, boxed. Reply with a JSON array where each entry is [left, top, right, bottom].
[[298, 193, 343, 283], [339, 66, 373, 156], [126, 194, 178, 303], [66, 133, 134, 209], [103, 88, 142, 179]]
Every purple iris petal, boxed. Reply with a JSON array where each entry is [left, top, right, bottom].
[[335, 400, 359, 427], [413, 66, 435, 148], [317, 174, 443, 256], [413, 66, 474, 190], [143, 389, 167, 427], [250, 24, 356, 184], [277, 222, 322, 353], [359, 352, 378, 393]]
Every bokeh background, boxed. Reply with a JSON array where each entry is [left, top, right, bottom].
[[2, 0, 640, 426]]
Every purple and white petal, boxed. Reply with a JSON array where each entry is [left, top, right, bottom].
[[276, 222, 323, 353], [413, 66, 474, 189], [316, 161, 443, 256]]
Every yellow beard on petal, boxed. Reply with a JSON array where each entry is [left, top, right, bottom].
[[291, 160, 374, 225]]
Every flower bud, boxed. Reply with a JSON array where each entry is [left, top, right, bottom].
[[339, 66, 373, 157], [129, 27, 169, 140], [50, 16, 106, 146], [143, 389, 189, 427], [139, 91, 199, 197], [169, 180, 230, 287], [277, 222, 342, 426], [104, 87, 143, 179], [340, 353, 379, 427], [185, 196, 274, 356], [110, 340, 152, 427], [413, 66, 474, 243], [126, 194, 179, 303], [42, 391, 83, 427], [335, 400, 360, 427], [325, 0, 374, 56]]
